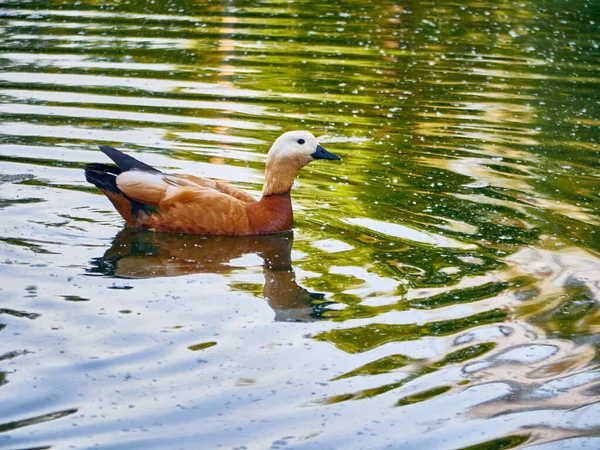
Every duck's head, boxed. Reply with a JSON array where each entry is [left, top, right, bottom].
[[267, 131, 341, 167], [263, 131, 341, 196]]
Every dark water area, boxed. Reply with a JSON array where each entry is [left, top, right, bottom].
[[1, 0, 600, 448]]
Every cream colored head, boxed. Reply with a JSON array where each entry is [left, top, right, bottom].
[[262, 131, 340, 196]]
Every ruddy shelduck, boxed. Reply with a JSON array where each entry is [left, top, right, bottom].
[[85, 131, 341, 235]]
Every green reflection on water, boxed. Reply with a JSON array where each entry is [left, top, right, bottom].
[[188, 341, 217, 351], [315, 309, 506, 353], [459, 435, 531, 450], [395, 385, 452, 406], [332, 354, 418, 380]]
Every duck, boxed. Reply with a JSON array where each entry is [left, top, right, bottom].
[[84, 131, 341, 235]]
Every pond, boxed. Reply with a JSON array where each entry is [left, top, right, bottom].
[[1, 0, 600, 448]]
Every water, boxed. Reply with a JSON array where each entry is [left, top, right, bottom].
[[1, 0, 600, 448]]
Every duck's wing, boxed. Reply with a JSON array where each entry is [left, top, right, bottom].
[[115, 170, 170, 206], [115, 171, 256, 205], [176, 174, 257, 204], [97, 145, 256, 204], [115, 171, 252, 234]]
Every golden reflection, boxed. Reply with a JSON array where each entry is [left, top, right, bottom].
[[465, 329, 599, 433], [414, 58, 543, 186], [88, 229, 331, 322], [426, 156, 536, 193], [217, 16, 238, 82], [506, 245, 600, 334], [521, 196, 600, 226]]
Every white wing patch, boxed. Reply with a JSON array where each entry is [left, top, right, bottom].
[[116, 170, 169, 206]]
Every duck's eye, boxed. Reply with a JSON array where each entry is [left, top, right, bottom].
[[297, 138, 305, 145]]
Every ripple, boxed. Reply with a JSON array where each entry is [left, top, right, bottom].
[[344, 217, 477, 249], [0, 89, 271, 116], [0, 104, 273, 131]]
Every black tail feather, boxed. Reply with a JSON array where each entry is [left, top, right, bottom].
[[84, 164, 121, 194], [84, 163, 156, 216], [85, 162, 121, 176], [98, 145, 161, 174]]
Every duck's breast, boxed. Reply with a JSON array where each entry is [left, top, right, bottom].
[[247, 192, 293, 235]]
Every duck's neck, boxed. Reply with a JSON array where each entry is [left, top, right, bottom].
[[262, 162, 299, 197]]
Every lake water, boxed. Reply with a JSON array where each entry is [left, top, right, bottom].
[[1, 0, 600, 449]]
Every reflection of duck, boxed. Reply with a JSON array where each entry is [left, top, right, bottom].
[[88, 229, 333, 322], [84, 131, 340, 235]]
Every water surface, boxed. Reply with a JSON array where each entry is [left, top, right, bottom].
[[1, 0, 600, 449]]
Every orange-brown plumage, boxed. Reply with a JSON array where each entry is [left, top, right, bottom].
[[84, 131, 340, 235], [101, 190, 137, 225]]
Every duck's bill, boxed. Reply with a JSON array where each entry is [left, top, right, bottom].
[[312, 144, 341, 160]]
